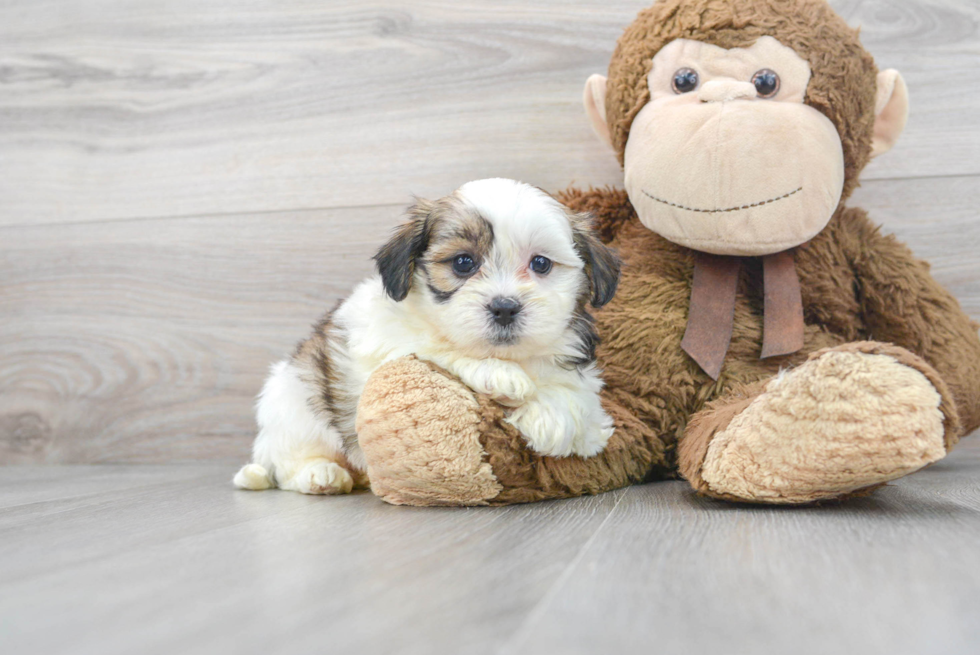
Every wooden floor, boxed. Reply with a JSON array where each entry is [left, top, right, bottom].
[[3, 439, 980, 655], [2, 0, 980, 653]]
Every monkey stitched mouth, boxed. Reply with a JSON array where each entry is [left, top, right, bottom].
[[642, 186, 803, 214]]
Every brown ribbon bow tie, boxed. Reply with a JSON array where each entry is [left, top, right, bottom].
[[681, 249, 805, 380]]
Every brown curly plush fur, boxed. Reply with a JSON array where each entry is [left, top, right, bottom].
[[357, 0, 980, 506]]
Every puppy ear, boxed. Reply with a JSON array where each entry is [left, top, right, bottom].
[[571, 212, 621, 308], [373, 198, 433, 301]]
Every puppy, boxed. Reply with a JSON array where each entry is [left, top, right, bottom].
[[234, 178, 621, 495]]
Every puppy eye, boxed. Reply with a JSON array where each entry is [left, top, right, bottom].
[[751, 69, 780, 98], [451, 254, 478, 276], [529, 255, 553, 275], [671, 68, 699, 94]]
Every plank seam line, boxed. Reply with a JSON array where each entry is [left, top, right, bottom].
[[496, 486, 629, 655], [0, 201, 409, 231], [3, 172, 979, 231], [861, 171, 980, 184]]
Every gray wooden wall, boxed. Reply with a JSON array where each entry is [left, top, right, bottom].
[[2, 0, 978, 464]]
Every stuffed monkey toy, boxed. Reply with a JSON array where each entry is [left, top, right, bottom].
[[354, 0, 980, 505]]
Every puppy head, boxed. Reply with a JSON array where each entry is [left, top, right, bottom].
[[374, 178, 620, 360]]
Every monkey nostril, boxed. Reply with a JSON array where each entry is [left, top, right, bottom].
[[488, 297, 521, 327]]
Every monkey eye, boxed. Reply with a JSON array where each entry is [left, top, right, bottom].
[[671, 68, 699, 94], [529, 255, 553, 275], [751, 69, 780, 98], [451, 254, 478, 276]]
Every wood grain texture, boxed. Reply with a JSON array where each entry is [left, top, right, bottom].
[[1, 440, 978, 654], [2, 175, 979, 464], [0, 0, 978, 225], [0, 465, 626, 654], [0, 204, 402, 463], [507, 439, 980, 655]]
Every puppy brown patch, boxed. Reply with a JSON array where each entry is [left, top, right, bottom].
[[290, 305, 360, 451], [419, 196, 495, 303], [561, 301, 601, 370], [566, 208, 621, 308], [374, 199, 434, 301]]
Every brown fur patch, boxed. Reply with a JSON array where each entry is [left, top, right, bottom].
[[557, 186, 636, 244], [567, 208, 622, 309], [418, 198, 495, 303], [290, 307, 361, 455], [292, 308, 341, 419]]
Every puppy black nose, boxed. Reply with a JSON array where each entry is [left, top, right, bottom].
[[488, 297, 521, 327]]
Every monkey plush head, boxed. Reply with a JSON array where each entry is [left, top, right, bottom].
[[583, 0, 909, 256]]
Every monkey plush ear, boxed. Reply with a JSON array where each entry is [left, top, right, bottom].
[[571, 217, 621, 308], [583, 74, 613, 150], [373, 200, 432, 301], [870, 69, 909, 158]]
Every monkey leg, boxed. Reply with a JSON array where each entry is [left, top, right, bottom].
[[678, 342, 961, 504], [356, 356, 666, 506]]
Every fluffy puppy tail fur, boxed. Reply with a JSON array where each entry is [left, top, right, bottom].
[[233, 463, 274, 490]]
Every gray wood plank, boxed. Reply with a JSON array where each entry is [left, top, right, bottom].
[[505, 439, 980, 655], [2, 176, 978, 464], [0, 442, 977, 655], [0, 0, 976, 226], [0, 465, 625, 655], [0, 204, 399, 464], [0, 465, 221, 509]]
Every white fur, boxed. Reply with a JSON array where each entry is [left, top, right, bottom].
[[235, 179, 615, 494], [235, 361, 355, 494]]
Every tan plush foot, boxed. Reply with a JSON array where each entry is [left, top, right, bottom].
[[356, 356, 503, 506], [694, 345, 952, 504]]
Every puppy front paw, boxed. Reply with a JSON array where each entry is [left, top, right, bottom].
[[502, 403, 591, 457], [506, 397, 614, 457], [507, 407, 571, 457], [459, 360, 536, 406]]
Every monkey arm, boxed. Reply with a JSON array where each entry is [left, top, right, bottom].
[[555, 186, 636, 244], [838, 207, 980, 434], [356, 356, 662, 505]]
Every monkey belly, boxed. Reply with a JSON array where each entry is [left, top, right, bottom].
[[594, 232, 848, 469]]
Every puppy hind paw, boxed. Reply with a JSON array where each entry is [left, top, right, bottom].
[[233, 463, 273, 490], [288, 460, 354, 495]]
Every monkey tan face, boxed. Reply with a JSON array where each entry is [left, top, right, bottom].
[[629, 37, 843, 255], [585, 35, 908, 257]]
